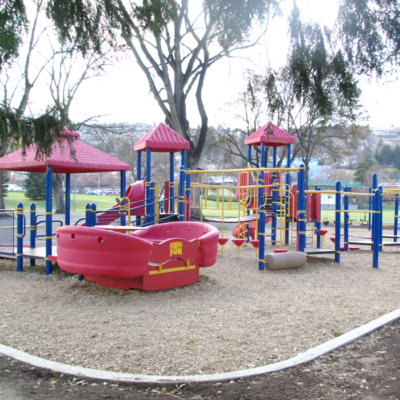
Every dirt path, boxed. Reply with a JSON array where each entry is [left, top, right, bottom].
[[1, 318, 399, 399]]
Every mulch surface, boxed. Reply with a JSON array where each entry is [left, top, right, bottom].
[[1, 319, 400, 399]]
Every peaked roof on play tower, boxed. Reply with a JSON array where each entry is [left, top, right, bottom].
[[244, 122, 295, 147], [134, 122, 190, 153], [0, 128, 131, 174]]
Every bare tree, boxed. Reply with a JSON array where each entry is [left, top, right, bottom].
[[46, 42, 111, 212]]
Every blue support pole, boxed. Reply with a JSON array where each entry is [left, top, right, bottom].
[[335, 181, 341, 263], [247, 145, 252, 165], [285, 144, 291, 245], [85, 203, 92, 227], [372, 173, 378, 191], [170, 152, 175, 214], [137, 151, 142, 181], [91, 203, 97, 227], [45, 166, 53, 275], [30, 203, 36, 267], [395, 194, 399, 242], [368, 186, 372, 231], [316, 187, 321, 249], [273, 147, 277, 167], [297, 164, 306, 252], [65, 174, 71, 225], [120, 170, 126, 226], [178, 166, 185, 221], [186, 169, 191, 221], [146, 148, 151, 225], [258, 205, 266, 271], [344, 185, 349, 251], [272, 178, 278, 246], [372, 189, 380, 268], [261, 143, 266, 167], [181, 150, 186, 169], [378, 185, 383, 251], [16, 202, 23, 272], [150, 181, 155, 225]]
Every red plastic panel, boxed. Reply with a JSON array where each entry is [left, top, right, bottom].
[[56, 226, 152, 278]]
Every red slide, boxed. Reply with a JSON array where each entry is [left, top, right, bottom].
[[86, 181, 146, 226]]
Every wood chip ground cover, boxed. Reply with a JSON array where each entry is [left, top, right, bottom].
[[0, 225, 399, 377]]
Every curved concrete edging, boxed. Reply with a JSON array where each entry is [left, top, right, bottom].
[[1, 308, 400, 384]]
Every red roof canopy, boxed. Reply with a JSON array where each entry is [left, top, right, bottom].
[[244, 122, 295, 147], [134, 123, 190, 153], [0, 131, 131, 174]]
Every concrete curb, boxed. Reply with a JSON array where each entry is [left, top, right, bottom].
[[1, 309, 400, 384]]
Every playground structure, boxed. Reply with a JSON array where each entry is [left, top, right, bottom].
[[1, 122, 400, 288]]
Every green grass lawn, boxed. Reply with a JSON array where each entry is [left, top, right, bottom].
[[4, 192, 117, 213]]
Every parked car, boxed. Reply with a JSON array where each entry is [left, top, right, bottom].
[[86, 190, 97, 195], [103, 189, 114, 195], [84, 187, 91, 192], [94, 190, 102, 195]]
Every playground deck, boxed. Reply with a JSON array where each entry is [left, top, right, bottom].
[[196, 214, 274, 223], [348, 241, 400, 247], [0, 246, 57, 260], [304, 248, 336, 255]]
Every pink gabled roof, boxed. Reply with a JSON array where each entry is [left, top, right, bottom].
[[134, 122, 190, 153], [244, 122, 295, 147], [0, 131, 131, 174]]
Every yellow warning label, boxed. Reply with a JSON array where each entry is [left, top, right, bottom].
[[170, 241, 182, 256]]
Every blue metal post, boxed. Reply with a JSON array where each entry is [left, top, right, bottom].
[[137, 151, 142, 181], [344, 185, 349, 251], [181, 150, 186, 169], [285, 144, 291, 245], [335, 181, 341, 263], [170, 152, 175, 213], [178, 166, 185, 221], [146, 148, 151, 224], [30, 203, 36, 267], [120, 170, 126, 226], [65, 174, 71, 225], [316, 187, 321, 249], [273, 147, 277, 167], [395, 194, 399, 242], [372, 189, 380, 268], [247, 145, 252, 165], [85, 203, 92, 227], [186, 169, 191, 221], [272, 178, 278, 245], [368, 186, 372, 231], [297, 164, 306, 252], [16, 202, 23, 272], [150, 181, 155, 225], [258, 205, 266, 271], [372, 173, 378, 191], [261, 143, 266, 167], [45, 166, 53, 275], [91, 203, 97, 227], [378, 184, 383, 251]]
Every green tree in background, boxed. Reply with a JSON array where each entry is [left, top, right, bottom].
[[24, 172, 46, 200], [338, 0, 400, 76], [2, 172, 9, 197], [354, 149, 375, 185]]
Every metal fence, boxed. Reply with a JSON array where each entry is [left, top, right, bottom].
[[0, 209, 15, 254]]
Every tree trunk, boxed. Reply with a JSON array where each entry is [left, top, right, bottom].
[[0, 173, 4, 209], [53, 174, 65, 214]]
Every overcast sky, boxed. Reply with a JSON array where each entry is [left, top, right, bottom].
[[8, 0, 400, 130]]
